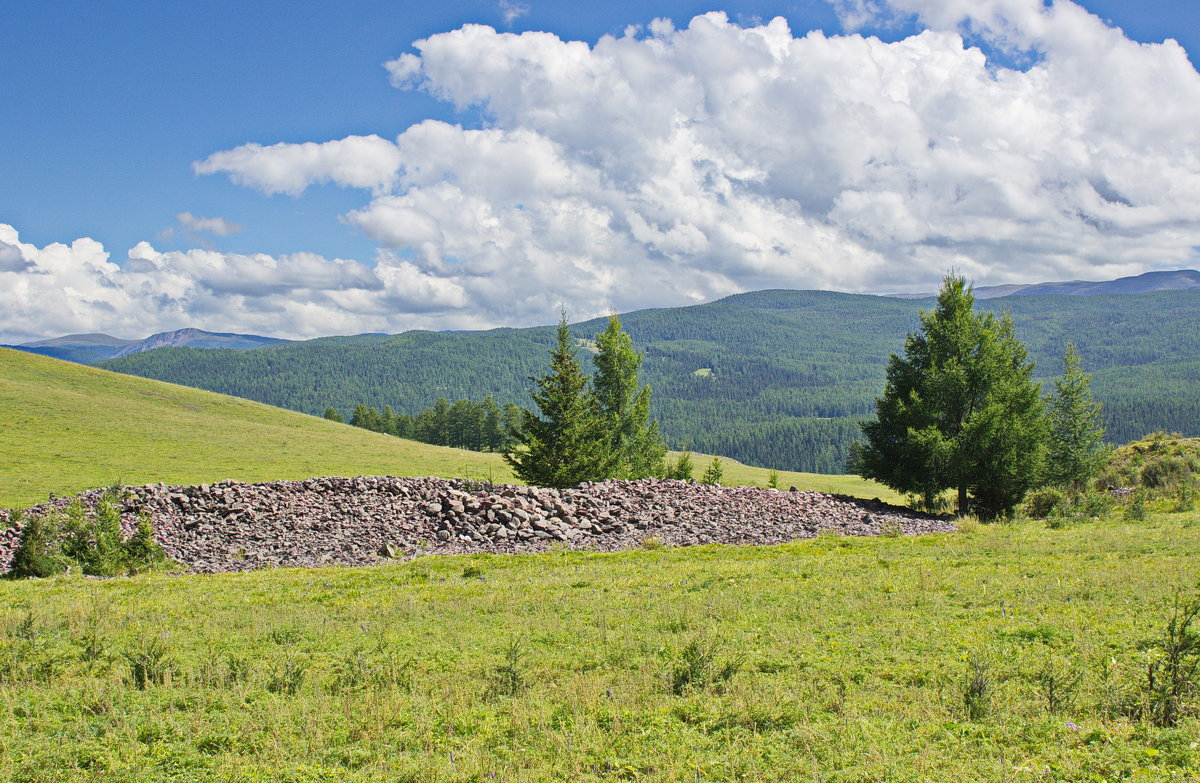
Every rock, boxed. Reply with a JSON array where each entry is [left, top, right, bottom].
[[0, 476, 955, 574]]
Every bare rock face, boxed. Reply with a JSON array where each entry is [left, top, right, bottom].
[[0, 477, 955, 574]]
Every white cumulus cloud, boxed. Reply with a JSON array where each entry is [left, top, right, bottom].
[[187, 1, 1200, 327], [15, 1, 1200, 342], [0, 223, 484, 344], [193, 134, 404, 196]]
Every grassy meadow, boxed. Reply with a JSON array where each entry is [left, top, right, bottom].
[[0, 348, 900, 509], [2, 509, 1198, 781]]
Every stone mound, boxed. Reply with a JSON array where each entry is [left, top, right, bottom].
[[0, 476, 956, 574]]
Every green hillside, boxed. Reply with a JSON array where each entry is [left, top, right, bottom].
[[0, 349, 897, 509], [99, 289, 1200, 473], [0, 348, 516, 509]]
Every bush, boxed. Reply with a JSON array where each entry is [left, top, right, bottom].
[[668, 638, 742, 695], [6, 488, 171, 579], [1139, 590, 1200, 727], [961, 654, 991, 722], [7, 513, 71, 579], [1127, 489, 1148, 522], [487, 639, 528, 698], [1099, 432, 1200, 495], [1024, 487, 1067, 519]]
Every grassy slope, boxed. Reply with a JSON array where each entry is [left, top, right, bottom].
[[2, 510, 1198, 781], [0, 349, 899, 509], [0, 348, 516, 509]]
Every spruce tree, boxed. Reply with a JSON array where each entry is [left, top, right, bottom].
[[856, 275, 1046, 517], [323, 407, 344, 423], [505, 314, 616, 488], [592, 314, 666, 478], [481, 395, 504, 452], [1044, 341, 1106, 493], [700, 457, 725, 486]]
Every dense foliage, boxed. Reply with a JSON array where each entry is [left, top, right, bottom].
[[345, 396, 523, 452], [856, 277, 1047, 517], [7, 487, 170, 578], [504, 316, 617, 488], [1043, 341, 1107, 492], [98, 289, 1200, 473], [592, 315, 667, 479], [1099, 432, 1200, 495]]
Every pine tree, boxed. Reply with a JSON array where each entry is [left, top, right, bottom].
[[700, 457, 725, 486], [856, 275, 1046, 517], [323, 407, 344, 423], [666, 452, 694, 481], [1044, 341, 1106, 493], [504, 314, 617, 488], [592, 314, 666, 478], [481, 395, 504, 452], [381, 405, 398, 436]]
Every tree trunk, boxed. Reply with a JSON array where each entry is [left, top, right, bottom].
[[958, 485, 969, 515]]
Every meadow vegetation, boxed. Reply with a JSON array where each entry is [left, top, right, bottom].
[[2, 507, 1198, 781], [0, 348, 900, 510]]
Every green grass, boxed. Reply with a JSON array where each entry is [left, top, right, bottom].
[[0, 348, 518, 509], [2, 510, 1199, 781], [0, 348, 898, 509]]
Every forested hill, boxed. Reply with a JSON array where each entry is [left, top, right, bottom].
[[98, 289, 1200, 474]]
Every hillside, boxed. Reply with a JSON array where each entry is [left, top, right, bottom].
[[98, 288, 1200, 473], [0, 349, 889, 509], [0, 348, 516, 509]]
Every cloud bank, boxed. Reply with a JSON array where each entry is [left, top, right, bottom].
[[0, 223, 471, 344], [8, 0, 1200, 340]]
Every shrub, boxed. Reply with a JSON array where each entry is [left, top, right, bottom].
[[1176, 483, 1196, 513], [1036, 653, 1082, 714], [487, 639, 528, 698], [1139, 590, 1200, 727], [665, 452, 694, 481], [1099, 432, 1200, 494], [1024, 487, 1067, 519], [126, 635, 173, 690], [6, 489, 170, 579], [640, 535, 665, 550], [266, 657, 307, 695], [1127, 489, 1148, 522], [668, 638, 742, 695], [961, 654, 991, 721], [8, 513, 70, 579]]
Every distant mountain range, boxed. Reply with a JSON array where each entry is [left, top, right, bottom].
[[4, 328, 286, 364], [11, 269, 1199, 363], [889, 269, 1200, 299]]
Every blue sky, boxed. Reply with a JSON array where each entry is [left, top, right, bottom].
[[2, 0, 1199, 340]]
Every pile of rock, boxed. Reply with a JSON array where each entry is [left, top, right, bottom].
[[0, 476, 955, 574]]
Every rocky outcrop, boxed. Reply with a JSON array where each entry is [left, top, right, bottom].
[[0, 477, 955, 574]]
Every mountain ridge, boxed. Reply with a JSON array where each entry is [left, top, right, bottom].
[[3, 327, 285, 363], [98, 287, 1200, 475], [888, 269, 1200, 300]]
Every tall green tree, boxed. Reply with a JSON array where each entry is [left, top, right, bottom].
[[505, 314, 616, 488], [1043, 341, 1106, 493], [855, 275, 1046, 517], [592, 314, 667, 479]]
